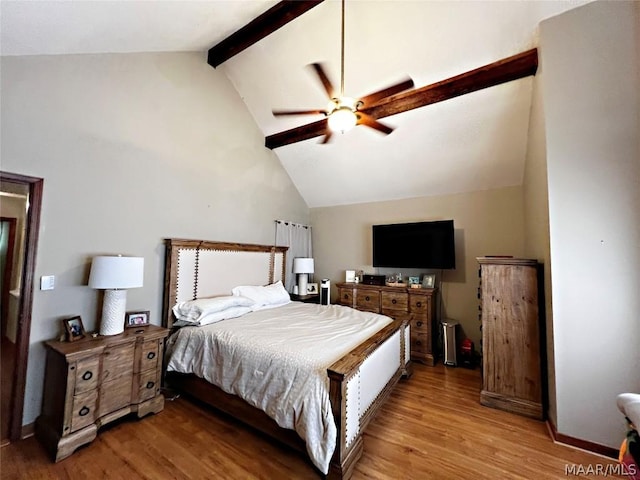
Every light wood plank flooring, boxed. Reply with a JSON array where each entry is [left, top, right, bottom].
[[1, 364, 620, 479]]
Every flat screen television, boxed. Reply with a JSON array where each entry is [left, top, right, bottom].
[[372, 220, 456, 269]]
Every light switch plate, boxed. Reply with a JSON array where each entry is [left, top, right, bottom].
[[40, 275, 55, 290]]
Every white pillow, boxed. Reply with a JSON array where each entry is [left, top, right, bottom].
[[173, 305, 252, 327], [172, 295, 254, 322], [231, 281, 291, 310]]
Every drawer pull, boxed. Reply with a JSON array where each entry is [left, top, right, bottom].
[[392, 299, 397, 304], [365, 296, 370, 301], [79, 406, 90, 417], [416, 302, 422, 307], [416, 340, 422, 346], [147, 352, 156, 360], [146, 381, 155, 390], [82, 371, 93, 381], [343, 294, 348, 299], [416, 321, 423, 327]]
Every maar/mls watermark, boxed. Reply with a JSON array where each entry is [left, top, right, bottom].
[[564, 463, 637, 476]]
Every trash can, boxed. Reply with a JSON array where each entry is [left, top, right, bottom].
[[442, 320, 458, 366]]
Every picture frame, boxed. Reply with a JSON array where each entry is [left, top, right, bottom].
[[306, 283, 318, 294], [345, 270, 356, 283], [422, 274, 436, 289], [125, 310, 150, 328], [408, 276, 420, 285], [63, 316, 85, 342]]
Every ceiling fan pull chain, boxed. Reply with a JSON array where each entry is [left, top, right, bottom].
[[340, 0, 345, 99]]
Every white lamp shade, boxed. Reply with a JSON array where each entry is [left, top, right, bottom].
[[293, 257, 314, 274], [89, 256, 144, 289]]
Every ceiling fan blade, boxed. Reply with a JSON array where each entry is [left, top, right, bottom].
[[358, 77, 414, 108], [309, 63, 336, 99], [357, 113, 394, 135], [319, 131, 333, 144], [273, 109, 326, 117]]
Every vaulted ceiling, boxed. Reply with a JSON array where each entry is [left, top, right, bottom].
[[1, 0, 592, 207]]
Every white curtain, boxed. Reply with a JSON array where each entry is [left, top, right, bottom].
[[275, 220, 313, 293]]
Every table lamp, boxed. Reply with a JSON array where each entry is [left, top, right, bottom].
[[89, 255, 144, 336], [293, 257, 314, 295]]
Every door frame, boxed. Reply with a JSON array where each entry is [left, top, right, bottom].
[[0, 171, 43, 441]]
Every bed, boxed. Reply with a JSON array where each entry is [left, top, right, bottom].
[[161, 239, 411, 479]]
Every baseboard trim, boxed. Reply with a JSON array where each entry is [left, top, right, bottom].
[[547, 419, 619, 459], [21, 422, 35, 439]]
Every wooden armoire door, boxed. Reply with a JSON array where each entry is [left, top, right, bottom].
[[477, 257, 544, 419]]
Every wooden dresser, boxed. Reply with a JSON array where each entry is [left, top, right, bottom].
[[36, 325, 169, 461], [336, 282, 437, 365], [477, 257, 545, 419]]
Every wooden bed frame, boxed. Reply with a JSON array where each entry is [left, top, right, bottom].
[[162, 239, 411, 479]]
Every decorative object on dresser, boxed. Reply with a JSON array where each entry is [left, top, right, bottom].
[[62, 316, 85, 342], [422, 273, 436, 289], [477, 257, 545, 420], [88, 255, 144, 336], [345, 270, 356, 283], [306, 282, 318, 294], [292, 257, 314, 295], [362, 274, 385, 286], [336, 282, 437, 365], [35, 325, 169, 461], [125, 310, 150, 328]]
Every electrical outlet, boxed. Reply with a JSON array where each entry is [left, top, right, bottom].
[[40, 275, 55, 291]]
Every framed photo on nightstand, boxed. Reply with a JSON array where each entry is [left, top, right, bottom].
[[63, 316, 86, 342], [125, 310, 150, 328], [306, 283, 318, 294]]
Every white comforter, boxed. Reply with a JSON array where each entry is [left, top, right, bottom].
[[165, 302, 392, 474]]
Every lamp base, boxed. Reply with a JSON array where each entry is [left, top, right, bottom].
[[297, 274, 308, 296], [100, 289, 127, 336]]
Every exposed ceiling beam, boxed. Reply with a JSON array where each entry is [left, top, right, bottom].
[[208, 0, 325, 68], [265, 48, 538, 150]]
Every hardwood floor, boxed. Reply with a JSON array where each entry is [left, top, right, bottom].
[[1, 363, 621, 479]]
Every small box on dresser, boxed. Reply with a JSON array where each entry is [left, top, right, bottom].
[[336, 282, 437, 365], [35, 324, 169, 461]]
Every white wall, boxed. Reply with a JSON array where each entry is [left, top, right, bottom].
[[0, 52, 309, 426], [540, 0, 640, 447], [522, 72, 556, 425]]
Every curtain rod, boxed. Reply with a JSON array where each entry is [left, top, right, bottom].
[[275, 220, 311, 229]]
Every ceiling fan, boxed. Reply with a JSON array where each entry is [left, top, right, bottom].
[[272, 0, 414, 144]]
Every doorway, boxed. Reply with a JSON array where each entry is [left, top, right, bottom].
[[0, 172, 43, 444]]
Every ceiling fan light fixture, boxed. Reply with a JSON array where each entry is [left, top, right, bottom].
[[328, 106, 357, 133]]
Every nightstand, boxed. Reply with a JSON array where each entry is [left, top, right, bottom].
[[290, 293, 320, 304], [35, 325, 169, 461]]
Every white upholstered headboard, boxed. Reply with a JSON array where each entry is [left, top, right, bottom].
[[162, 239, 288, 328]]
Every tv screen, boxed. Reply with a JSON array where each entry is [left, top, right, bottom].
[[372, 220, 455, 269]]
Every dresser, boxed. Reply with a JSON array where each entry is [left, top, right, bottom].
[[35, 325, 169, 461], [336, 282, 437, 365], [477, 257, 545, 419]]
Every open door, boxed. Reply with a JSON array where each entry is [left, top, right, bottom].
[[0, 172, 43, 443]]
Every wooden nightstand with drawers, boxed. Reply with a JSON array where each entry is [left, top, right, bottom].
[[35, 325, 169, 461]]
